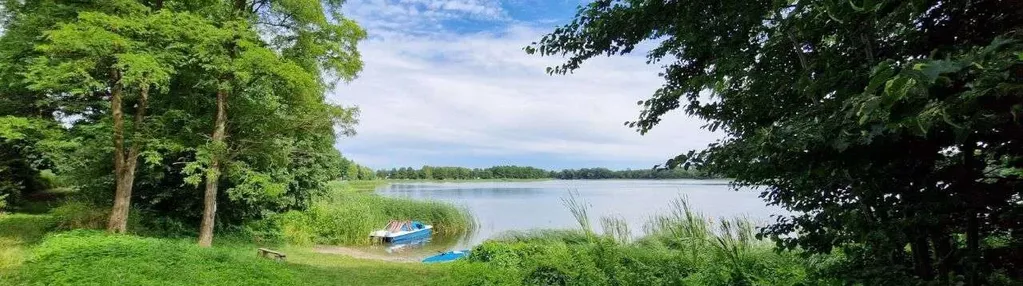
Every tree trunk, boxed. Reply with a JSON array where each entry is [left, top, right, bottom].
[[198, 0, 244, 248], [911, 232, 934, 281], [107, 77, 150, 233], [107, 70, 129, 233], [932, 231, 955, 283], [198, 87, 227, 247], [961, 138, 981, 286]]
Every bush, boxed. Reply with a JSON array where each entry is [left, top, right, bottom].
[[49, 201, 108, 230], [274, 211, 316, 245], [0, 194, 7, 213], [36, 170, 60, 190]]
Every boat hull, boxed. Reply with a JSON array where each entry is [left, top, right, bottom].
[[378, 228, 433, 244], [422, 250, 470, 264]]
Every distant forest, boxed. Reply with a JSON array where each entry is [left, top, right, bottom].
[[375, 166, 713, 180]]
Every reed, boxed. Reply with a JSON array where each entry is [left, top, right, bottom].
[[453, 193, 819, 285], [276, 181, 476, 246]]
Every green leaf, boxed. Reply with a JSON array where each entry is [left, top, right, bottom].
[[913, 60, 968, 83], [865, 61, 896, 93], [883, 75, 915, 101]]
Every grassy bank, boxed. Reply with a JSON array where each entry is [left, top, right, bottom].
[[2, 228, 453, 286], [0, 181, 473, 285], [270, 181, 476, 246], [0, 214, 55, 280], [445, 195, 844, 285]]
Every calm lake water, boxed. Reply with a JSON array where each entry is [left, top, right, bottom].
[[361, 179, 787, 258]]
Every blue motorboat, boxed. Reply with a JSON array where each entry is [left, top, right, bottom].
[[422, 249, 471, 264], [369, 220, 433, 244]]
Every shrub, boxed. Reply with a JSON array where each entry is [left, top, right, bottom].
[[275, 211, 316, 245], [0, 194, 7, 213], [49, 201, 108, 230], [36, 170, 60, 190]]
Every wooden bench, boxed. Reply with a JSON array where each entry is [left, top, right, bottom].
[[257, 248, 286, 262]]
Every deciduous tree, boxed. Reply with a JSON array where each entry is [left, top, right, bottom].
[[529, 0, 1023, 283]]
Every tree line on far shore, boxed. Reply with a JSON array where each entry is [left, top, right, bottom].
[[373, 165, 712, 180]]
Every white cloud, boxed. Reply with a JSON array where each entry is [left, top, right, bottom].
[[332, 1, 720, 169]]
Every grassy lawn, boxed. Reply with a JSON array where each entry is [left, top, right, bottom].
[[282, 245, 453, 285], [0, 214, 453, 286], [0, 213, 56, 281]]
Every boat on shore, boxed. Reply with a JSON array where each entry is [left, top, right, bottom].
[[369, 220, 433, 244], [422, 249, 470, 264]]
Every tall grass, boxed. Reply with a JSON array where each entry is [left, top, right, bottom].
[[560, 190, 592, 235], [271, 181, 476, 245], [452, 193, 832, 286]]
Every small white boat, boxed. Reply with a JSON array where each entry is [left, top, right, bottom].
[[369, 220, 433, 244]]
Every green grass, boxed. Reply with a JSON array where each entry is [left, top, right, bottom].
[[0, 183, 472, 285], [333, 180, 389, 193], [0, 213, 55, 280], [273, 181, 476, 246], [447, 195, 844, 286], [6, 230, 453, 286]]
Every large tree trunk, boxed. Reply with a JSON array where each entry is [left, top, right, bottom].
[[198, 0, 244, 248], [107, 78, 150, 233], [107, 70, 129, 233], [198, 88, 227, 247]]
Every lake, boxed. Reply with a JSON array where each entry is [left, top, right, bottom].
[[359, 179, 787, 257]]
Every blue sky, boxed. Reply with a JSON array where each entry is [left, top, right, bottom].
[[331, 0, 719, 170]]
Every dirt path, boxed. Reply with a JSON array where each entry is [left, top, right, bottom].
[[312, 245, 423, 263]]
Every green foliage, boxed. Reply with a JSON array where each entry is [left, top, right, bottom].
[[0, 116, 74, 208], [0, 0, 368, 243], [531, 0, 1023, 283], [49, 201, 110, 231], [453, 197, 834, 286]]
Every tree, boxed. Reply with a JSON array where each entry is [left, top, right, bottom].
[[193, 0, 365, 247], [2, 0, 364, 245], [422, 166, 433, 180], [25, 2, 176, 233], [529, 0, 1022, 283]]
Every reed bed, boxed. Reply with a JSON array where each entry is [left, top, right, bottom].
[[274, 181, 476, 246]]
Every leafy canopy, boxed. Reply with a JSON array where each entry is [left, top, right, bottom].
[[529, 0, 1023, 283]]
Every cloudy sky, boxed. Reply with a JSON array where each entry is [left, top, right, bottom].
[[331, 0, 719, 170]]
